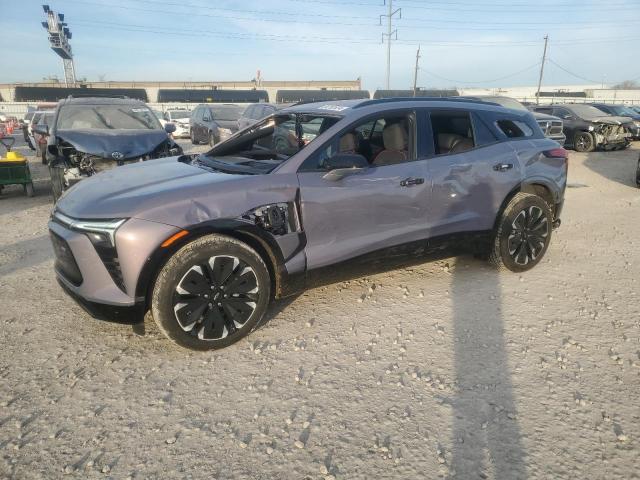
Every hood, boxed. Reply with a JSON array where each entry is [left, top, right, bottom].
[[532, 112, 561, 121], [56, 129, 170, 160], [591, 116, 632, 125], [55, 156, 249, 221]]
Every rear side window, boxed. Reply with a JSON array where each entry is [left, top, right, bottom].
[[430, 110, 475, 155], [496, 119, 533, 138]]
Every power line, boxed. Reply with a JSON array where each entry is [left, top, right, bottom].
[[547, 58, 602, 84], [422, 62, 541, 84]]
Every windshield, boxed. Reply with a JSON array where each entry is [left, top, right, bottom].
[[194, 113, 340, 174], [57, 104, 161, 130], [168, 110, 191, 120], [210, 105, 245, 121], [608, 105, 637, 116], [568, 104, 611, 120], [486, 97, 527, 111]]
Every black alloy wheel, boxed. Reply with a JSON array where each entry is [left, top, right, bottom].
[[172, 255, 259, 341], [507, 206, 549, 267], [574, 132, 594, 152], [489, 192, 553, 272], [151, 234, 271, 350]]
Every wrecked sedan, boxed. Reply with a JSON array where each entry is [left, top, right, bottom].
[[532, 104, 630, 152], [49, 98, 567, 350], [37, 97, 182, 201], [588, 103, 640, 140]]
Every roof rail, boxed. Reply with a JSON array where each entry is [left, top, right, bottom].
[[353, 96, 500, 108], [66, 94, 131, 99]]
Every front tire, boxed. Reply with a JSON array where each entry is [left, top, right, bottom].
[[489, 192, 553, 272], [574, 132, 595, 152], [190, 130, 198, 145], [151, 234, 271, 350], [49, 166, 66, 203]]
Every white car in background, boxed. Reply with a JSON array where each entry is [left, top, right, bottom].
[[163, 109, 191, 138]]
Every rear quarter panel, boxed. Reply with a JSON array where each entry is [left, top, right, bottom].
[[510, 138, 567, 203]]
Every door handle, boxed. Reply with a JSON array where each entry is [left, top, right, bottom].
[[400, 177, 425, 187], [493, 163, 514, 172]]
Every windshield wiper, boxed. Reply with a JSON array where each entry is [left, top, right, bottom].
[[116, 108, 154, 129], [92, 108, 113, 129]]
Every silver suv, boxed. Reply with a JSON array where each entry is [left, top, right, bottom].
[[49, 98, 568, 350]]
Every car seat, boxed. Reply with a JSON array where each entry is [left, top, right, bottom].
[[372, 123, 408, 166]]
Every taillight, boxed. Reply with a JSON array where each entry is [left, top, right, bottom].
[[543, 147, 568, 159]]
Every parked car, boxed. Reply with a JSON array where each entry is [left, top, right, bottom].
[[629, 105, 640, 115], [464, 96, 566, 144], [38, 96, 182, 201], [190, 104, 244, 146], [28, 111, 50, 151], [237, 103, 287, 130], [49, 97, 567, 350], [532, 104, 630, 152], [34, 111, 55, 164], [588, 103, 640, 139], [21, 111, 36, 149], [163, 109, 191, 138]]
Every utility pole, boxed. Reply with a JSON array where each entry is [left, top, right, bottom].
[[535, 35, 548, 105], [413, 45, 421, 96], [380, 0, 401, 90]]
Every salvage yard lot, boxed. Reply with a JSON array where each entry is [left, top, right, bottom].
[[1, 138, 639, 479]]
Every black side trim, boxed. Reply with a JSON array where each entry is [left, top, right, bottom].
[[58, 279, 145, 324]]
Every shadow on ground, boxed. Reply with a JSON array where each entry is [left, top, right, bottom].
[[0, 234, 52, 277], [583, 147, 639, 188]]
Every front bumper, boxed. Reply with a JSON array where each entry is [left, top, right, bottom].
[[49, 213, 180, 322], [173, 124, 190, 138]]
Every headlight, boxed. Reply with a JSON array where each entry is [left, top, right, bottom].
[[588, 125, 594, 131], [53, 213, 127, 291], [55, 212, 126, 246]]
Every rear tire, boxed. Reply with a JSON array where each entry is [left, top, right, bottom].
[[151, 234, 271, 351], [489, 192, 552, 272], [574, 132, 595, 152]]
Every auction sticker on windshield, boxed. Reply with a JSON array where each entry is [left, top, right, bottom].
[[317, 105, 350, 112]]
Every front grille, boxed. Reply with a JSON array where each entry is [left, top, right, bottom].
[[537, 120, 564, 137], [50, 231, 83, 286], [549, 121, 563, 135]]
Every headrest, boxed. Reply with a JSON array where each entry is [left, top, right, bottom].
[[339, 133, 357, 152], [382, 123, 407, 150], [437, 133, 463, 151]]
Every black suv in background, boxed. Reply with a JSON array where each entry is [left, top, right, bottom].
[[588, 103, 640, 139], [532, 104, 630, 152], [465, 96, 566, 144], [190, 104, 245, 146]]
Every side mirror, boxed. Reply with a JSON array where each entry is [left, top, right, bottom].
[[322, 154, 368, 181], [33, 124, 49, 136], [164, 123, 176, 134]]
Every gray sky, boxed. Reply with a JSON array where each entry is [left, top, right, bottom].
[[2, 0, 639, 89]]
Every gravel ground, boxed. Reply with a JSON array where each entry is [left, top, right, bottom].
[[0, 136, 639, 479]]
